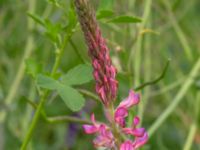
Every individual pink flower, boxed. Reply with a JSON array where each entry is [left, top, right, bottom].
[[122, 116, 145, 137], [114, 107, 128, 127], [120, 132, 148, 150], [114, 91, 140, 127], [93, 124, 115, 148], [133, 132, 148, 149], [118, 90, 140, 109], [121, 115, 148, 150], [83, 114, 115, 148], [82, 113, 100, 134]]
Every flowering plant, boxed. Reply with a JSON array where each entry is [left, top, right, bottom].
[[74, 0, 148, 149]]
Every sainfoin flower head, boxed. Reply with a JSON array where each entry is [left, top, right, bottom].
[[74, 0, 148, 149]]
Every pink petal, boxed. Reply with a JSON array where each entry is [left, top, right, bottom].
[[90, 113, 96, 125], [99, 124, 113, 139], [133, 116, 140, 127], [93, 124, 114, 148], [82, 125, 98, 134], [114, 107, 128, 127], [133, 132, 148, 149], [93, 70, 100, 81], [115, 107, 128, 118], [119, 90, 140, 109], [123, 128, 145, 137], [92, 59, 100, 70], [132, 128, 145, 137], [122, 128, 133, 135], [98, 86, 107, 103], [115, 117, 126, 127], [109, 78, 118, 98], [120, 140, 134, 150]]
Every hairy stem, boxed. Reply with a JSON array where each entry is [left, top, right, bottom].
[[107, 103, 121, 149]]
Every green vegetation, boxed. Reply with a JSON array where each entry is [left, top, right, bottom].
[[0, 0, 200, 149]]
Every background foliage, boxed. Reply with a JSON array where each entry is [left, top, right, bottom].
[[0, 0, 200, 149]]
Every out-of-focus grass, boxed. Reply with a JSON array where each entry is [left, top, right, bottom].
[[0, 0, 200, 149]]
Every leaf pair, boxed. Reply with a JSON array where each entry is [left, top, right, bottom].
[[37, 64, 93, 111]]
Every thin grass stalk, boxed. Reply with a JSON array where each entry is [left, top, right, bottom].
[[4, 0, 36, 106], [183, 92, 200, 150], [128, 0, 152, 87], [161, 0, 193, 61], [138, 21, 152, 125]]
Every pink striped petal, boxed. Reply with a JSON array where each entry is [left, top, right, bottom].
[[93, 124, 114, 148], [133, 116, 140, 127], [123, 128, 145, 137], [114, 107, 128, 127], [132, 128, 145, 137], [120, 140, 135, 150], [119, 90, 140, 109], [122, 128, 133, 135], [133, 132, 148, 149], [83, 125, 98, 134]]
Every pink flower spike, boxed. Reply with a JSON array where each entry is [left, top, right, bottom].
[[120, 140, 135, 150], [119, 90, 140, 109], [114, 107, 128, 127], [133, 132, 148, 149]]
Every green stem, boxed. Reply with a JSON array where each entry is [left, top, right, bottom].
[[138, 26, 152, 125], [161, 0, 193, 61], [20, 90, 48, 150], [4, 0, 36, 106], [183, 122, 197, 150], [20, 33, 71, 150], [149, 77, 184, 97], [127, 0, 151, 127], [134, 59, 170, 91], [183, 92, 200, 150], [107, 104, 121, 149], [128, 0, 152, 87], [78, 89, 100, 102], [24, 97, 92, 124], [46, 115, 91, 124], [148, 57, 200, 137]]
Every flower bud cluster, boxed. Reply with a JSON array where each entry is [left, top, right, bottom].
[[74, 0, 118, 106]]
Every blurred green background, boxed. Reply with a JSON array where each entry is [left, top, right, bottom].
[[0, 0, 200, 149]]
